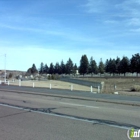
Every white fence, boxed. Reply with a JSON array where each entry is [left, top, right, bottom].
[[0, 80, 102, 93]]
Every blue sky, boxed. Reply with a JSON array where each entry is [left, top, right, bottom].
[[0, 0, 140, 71]]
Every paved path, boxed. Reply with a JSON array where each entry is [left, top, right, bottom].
[[60, 77, 101, 87]]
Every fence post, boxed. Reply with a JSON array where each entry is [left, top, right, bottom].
[[19, 79, 21, 86], [98, 86, 100, 93], [33, 82, 34, 88], [50, 83, 51, 89], [8, 81, 9, 85], [91, 86, 93, 92]]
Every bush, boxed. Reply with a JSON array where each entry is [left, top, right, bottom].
[[130, 85, 140, 92], [8, 73, 13, 79], [48, 75, 51, 80], [48, 74, 60, 80], [51, 74, 55, 80], [54, 74, 60, 80]]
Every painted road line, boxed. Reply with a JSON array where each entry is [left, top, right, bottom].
[[59, 102, 99, 109], [0, 103, 134, 130]]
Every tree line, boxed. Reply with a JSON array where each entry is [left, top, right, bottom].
[[29, 53, 140, 76], [38, 58, 78, 75]]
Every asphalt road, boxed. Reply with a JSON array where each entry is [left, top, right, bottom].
[[0, 85, 140, 104], [60, 77, 102, 87], [0, 90, 140, 140]]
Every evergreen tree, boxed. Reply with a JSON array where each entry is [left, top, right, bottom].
[[54, 62, 60, 74], [120, 56, 130, 76], [60, 60, 66, 74], [110, 59, 116, 75], [89, 57, 98, 74], [130, 53, 140, 76], [39, 62, 44, 74], [65, 58, 73, 74], [98, 59, 105, 75], [49, 63, 54, 74], [79, 55, 89, 75], [31, 64, 38, 74], [44, 64, 49, 74], [73, 63, 78, 75], [27, 64, 38, 75], [105, 58, 116, 75], [105, 59, 109, 73], [115, 57, 121, 75]]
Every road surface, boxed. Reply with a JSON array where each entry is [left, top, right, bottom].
[[0, 90, 140, 140], [0, 85, 140, 105]]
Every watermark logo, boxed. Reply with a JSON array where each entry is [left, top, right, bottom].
[[127, 128, 140, 139]]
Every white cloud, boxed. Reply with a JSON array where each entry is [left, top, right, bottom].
[[127, 18, 140, 26], [130, 28, 140, 32], [83, 0, 109, 13], [0, 23, 65, 36], [0, 22, 103, 45], [104, 20, 118, 24], [117, 0, 140, 30], [116, 0, 140, 17]]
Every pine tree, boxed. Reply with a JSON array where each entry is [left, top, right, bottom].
[[65, 58, 73, 74], [44, 64, 49, 74], [79, 55, 89, 75], [49, 63, 54, 74], [130, 53, 140, 76], [89, 57, 98, 75], [105, 59, 109, 73], [110, 59, 116, 76], [60, 60, 66, 74], [120, 56, 130, 76], [98, 59, 105, 76], [27, 64, 38, 75], [115, 57, 121, 75], [39, 62, 44, 74], [73, 63, 78, 75], [54, 62, 60, 74], [31, 64, 38, 74]]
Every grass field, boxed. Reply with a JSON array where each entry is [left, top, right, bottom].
[[6, 80, 97, 92], [1, 76, 140, 95], [77, 77, 140, 95]]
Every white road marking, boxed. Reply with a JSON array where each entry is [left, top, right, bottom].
[[59, 102, 99, 109], [0, 103, 131, 130]]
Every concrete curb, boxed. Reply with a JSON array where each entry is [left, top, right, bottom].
[[0, 89, 140, 107]]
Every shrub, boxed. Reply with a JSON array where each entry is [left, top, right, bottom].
[[54, 74, 60, 80], [8, 73, 13, 79], [51, 74, 55, 80], [48, 74, 60, 80], [48, 75, 51, 80], [130, 85, 140, 92]]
